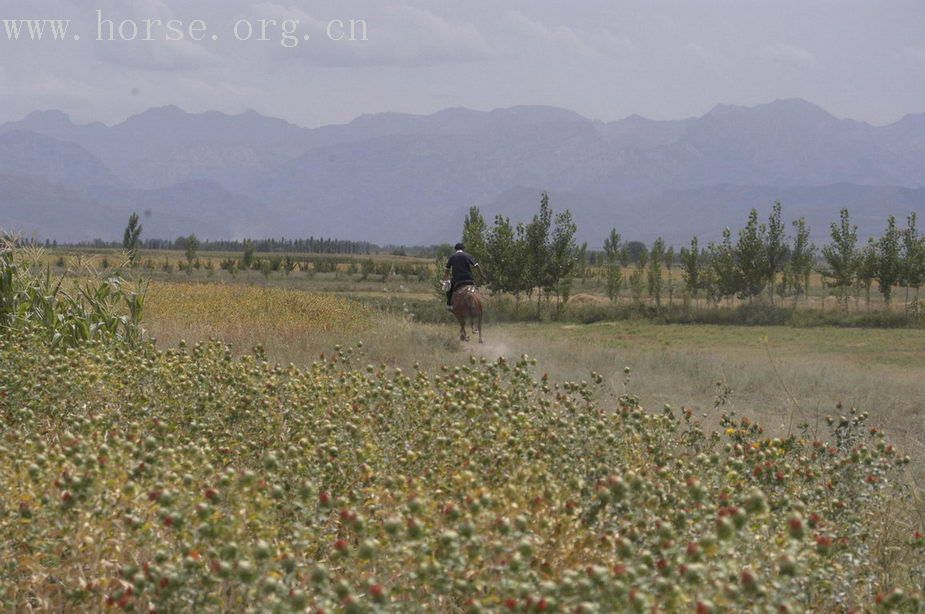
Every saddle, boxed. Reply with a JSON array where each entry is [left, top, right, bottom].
[[452, 281, 477, 295]]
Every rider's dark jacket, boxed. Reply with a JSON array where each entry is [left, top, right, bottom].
[[445, 250, 477, 303]]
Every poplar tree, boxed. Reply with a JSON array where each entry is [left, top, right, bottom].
[[184, 234, 200, 276], [525, 193, 552, 312], [122, 212, 143, 263], [735, 209, 768, 301], [680, 236, 701, 303], [901, 213, 924, 304], [462, 206, 488, 266], [821, 208, 857, 312], [242, 239, 256, 269], [876, 215, 902, 304], [547, 209, 580, 311], [603, 229, 624, 303], [648, 237, 665, 307], [764, 202, 788, 302], [484, 215, 516, 296], [787, 218, 814, 305], [857, 239, 878, 309], [666, 245, 675, 305], [709, 229, 739, 304], [629, 246, 647, 305]]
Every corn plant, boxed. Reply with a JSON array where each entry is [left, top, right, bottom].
[[0, 237, 146, 348]]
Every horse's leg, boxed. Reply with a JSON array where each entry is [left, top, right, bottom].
[[477, 311, 483, 343], [458, 317, 468, 341]]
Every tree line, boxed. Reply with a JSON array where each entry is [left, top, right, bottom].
[[459, 192, 585, 315], [460, 196, 925, 313], [76, 220, 376, 257]]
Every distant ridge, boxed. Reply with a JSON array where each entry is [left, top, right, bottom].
[[2, 99, 925, 244]]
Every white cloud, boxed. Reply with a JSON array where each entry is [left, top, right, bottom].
[[501, 11, 599, 58], [758, 43, 820, 70], [248, 3, 494, 66], [94, 39, 220, 71]]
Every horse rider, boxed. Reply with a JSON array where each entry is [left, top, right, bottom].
[[443, 243, 484, 310]]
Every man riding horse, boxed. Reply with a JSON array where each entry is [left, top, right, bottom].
[[443, 243, 483, 309], [443, 243, 485, 342]]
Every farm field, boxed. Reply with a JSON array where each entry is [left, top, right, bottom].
[[2, 246, 924, 612], [141, 283, 925, 477]]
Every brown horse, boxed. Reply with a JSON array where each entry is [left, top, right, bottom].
[[450, 284, 483, 343]]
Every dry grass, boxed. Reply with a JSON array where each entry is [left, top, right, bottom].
[[144, 282, 370, 351], [140, 281, 925, 501]]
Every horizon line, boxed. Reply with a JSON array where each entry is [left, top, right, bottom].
[[7, 97, 922, 132]]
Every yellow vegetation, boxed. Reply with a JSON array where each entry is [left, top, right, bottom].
[[144, 282, 370, 346]]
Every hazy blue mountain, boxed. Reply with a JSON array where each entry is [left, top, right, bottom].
[[1, 106, 317, 190], [0, 174, 125, 241], [87, 180, 278, 241], [0, 130, 122, 190], [3, 99, 925, 245]]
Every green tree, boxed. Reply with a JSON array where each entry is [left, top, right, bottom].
[[547, 210, 580, 313], [602, 229, 624, 303], [122, 212, 143, 263], [242, 239, 256, 269], [665, 245, 675, 305], [901, 212, 925, 305], [875, 215, 902, 304], [857, 239, 878, 309], [462, 206, 488, 266], [735, 209, 768, 301], [629, 246, 647, 305], [787, 218, 814, 305], [484, 215, 515, 296], [184, 234, 200, 275], [709, 229, 739, 304], [524, 192, 553, 312], [512, 223, 531, 301], [821, 208, 857, 312], [680, 236, 701, 304], [647, 238, 665, 308], [764, 202, 788, 302]]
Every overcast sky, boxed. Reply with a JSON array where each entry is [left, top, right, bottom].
[[2, 0, 924, 127]]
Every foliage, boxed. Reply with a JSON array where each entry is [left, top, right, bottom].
[[647, 238, 665, 307], [735, 209, 769, 301], [524, 193, 553, 307], [680, 237, 701, 302], [184, 234, 200, 270], [764, 202, 788, 301], [901, 213, 925, 303], [0, 239, 145, 348], [787, 218, 814, 303], [242, 239, 256, 269], [547, 210, 581, 313], [822, 209, 858, 312], [462, 207, 489, 267], [122, 213, 143, 263], [462, 194, 580, 314], [707, 230, 739, 304], [876, 216, 902, 304], [603, 229, 625, 304], [1, 325, 922, 611]]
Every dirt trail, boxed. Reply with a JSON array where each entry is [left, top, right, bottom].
[[470, 336, 515, 361]]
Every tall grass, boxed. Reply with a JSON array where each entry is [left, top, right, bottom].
[[0, 239, 145, 347]]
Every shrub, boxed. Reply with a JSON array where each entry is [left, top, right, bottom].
[[0, 334, 921, 611]]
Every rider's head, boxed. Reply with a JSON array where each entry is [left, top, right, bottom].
[[454, 243, 465, 251]]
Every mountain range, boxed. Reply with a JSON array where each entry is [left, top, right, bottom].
[[2, 98, 924, 246]]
